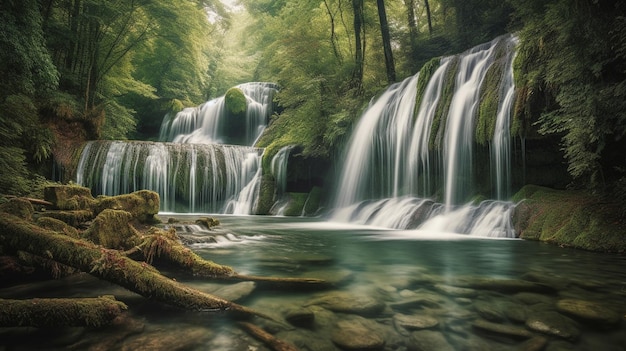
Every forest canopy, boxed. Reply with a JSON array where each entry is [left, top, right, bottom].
[[0, 0, 625, 199]]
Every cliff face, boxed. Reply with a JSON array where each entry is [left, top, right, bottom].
[[512, 185, 626, 253]]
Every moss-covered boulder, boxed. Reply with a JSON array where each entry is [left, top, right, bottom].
[[84, 209, 141, 250], [44, 184, 95, 211], [94, 190, 160, 224], [224, 87, 247, 117], [37, 210, 93, 228], [36, 217, 80, 238], [0, 198, 34, 220], [512, 185, 626, 253]]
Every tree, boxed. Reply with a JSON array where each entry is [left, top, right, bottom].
[[0, 0, 59, 194], [376, 0, 396, 83], [511, 0, 626, 193]]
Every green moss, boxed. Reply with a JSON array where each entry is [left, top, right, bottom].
[[512, 185, 626, 253], [414, 57, 441, 121], [38, 210, 93, 227], [0, 198, 34, 220], [302, 186, 323, 215], [36, 217, 80, 238], [224, 88, 247, 116], [283, 193, 310, 216], [256, 174, 276, 215], [476, 58, 506, 145], [43, 184, 95, 211], [84, 209, 141, 250], [94, 190, 160, 224], [430, 56, 459, 150]]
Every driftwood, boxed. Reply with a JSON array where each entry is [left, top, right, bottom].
[[239, 322, 299, 351], [0, 215, 264, 319], [0, 296, 126, 327]]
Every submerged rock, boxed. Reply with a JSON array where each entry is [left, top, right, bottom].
[[305, 291, 386, 316], [472, 319, 533, 340], [331, 317, 385, 350], [407, 330, 454, 351], [525, 311, 580, 340], [555, 299, 622, 326], [285, 307, 315, 328], [210, 281, 256, 302], [393, 313, 439, 331]]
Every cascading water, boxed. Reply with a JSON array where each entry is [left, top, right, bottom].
[[76, 82, 277, 214], [159, 82, 279, 145], [76, 141, 263, 213], [331, 35, 519, 237], [268, 145, 295, 215]]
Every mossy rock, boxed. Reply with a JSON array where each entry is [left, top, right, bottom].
[[195, 217, 220, 229], [283, 193, 310, 216], [255, 174, 276, 215], [84, 209, 141, 249], [94, 190, 160, 224], [44, 185, 95, 211], [224, 87, 247, 117], [36, 217, 80, 238], [38, 210, 94, 228], [0, 198, 34, 220], [512, 185, 626, 253]]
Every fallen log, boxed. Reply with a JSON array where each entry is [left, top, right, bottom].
[[0, 296, 126, 327], [239, 322, 299, 351], [0, 214, 264, 319]]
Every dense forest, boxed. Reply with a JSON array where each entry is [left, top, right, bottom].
[[1, 0, 625, 203]]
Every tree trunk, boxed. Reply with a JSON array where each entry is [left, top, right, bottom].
[[376, 0, 396, 83], [0, 214, 262, 319], [424, 0, 433, 36], [351, 0, 365, 94], [0, 296, 126, 327]]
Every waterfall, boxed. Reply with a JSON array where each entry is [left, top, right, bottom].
[[77, 82, 277, 214], [76, 141, 263, 214], [331, 35, 518, 237], [268, 145, 295, 215], [159, 82, 278, 146]]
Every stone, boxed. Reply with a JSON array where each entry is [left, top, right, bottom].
[[285, 307, 315, 328], [501, 301, 528, 323], [119, 326, 210, 351], [389, 292, 444, 311], [331, 317, 385, 350], [519, 336, 549, 351], [525, 311, 580, 340], [474, 301, 506, 322], [407, 330, 454, 351], [44, 185, 95, 211], [393, 313, 439, 331], [556, 299, 622, 326], [456, 277, 554, 293], [433, 284, 477, 297], [472, 319, 533, 340], [305, 291, 385, 316], [514, 292, 554, 306], [0, 198, 34, 220]]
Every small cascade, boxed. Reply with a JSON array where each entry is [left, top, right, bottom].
[[159, 82, 278, 146], [331, 35, 519, 237], [76, 141, 263, 214], [268, 145, 296, 215]]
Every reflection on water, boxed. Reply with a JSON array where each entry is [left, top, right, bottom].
[[1, 215, 625, 350]]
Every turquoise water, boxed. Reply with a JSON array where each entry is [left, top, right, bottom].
[[1, 215, 625, 350]]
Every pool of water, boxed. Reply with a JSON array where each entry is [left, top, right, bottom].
[[1, 215, 625, 350]]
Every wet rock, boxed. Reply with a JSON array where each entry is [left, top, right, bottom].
[[389, 292, 444, 311], [518, 336, 549, 351], [525, 311, 580, 340], [474, 301, 506, 322], [331, 317, 385, 350], [285, 307, 315, 328], [44, 184, 95, 211], [210, 281, 256, 302], [514, 292, 554, 306], [280, 329, 337, 351], [555, 299, 622, 326], [502, 301, 528, 323], [433, 284, 477, 297], [119, 326, 210, 351], [407, 330, 454, 351], [305, 268, 354, 286], [472, 319, 533, 340], [393, 313, 439, 331], [521, 271, 570, 291], [456, 277, 554, 293], [305, 291, 386, 316]]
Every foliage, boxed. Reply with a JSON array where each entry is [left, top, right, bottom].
[[510, 0, 626, 191]]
